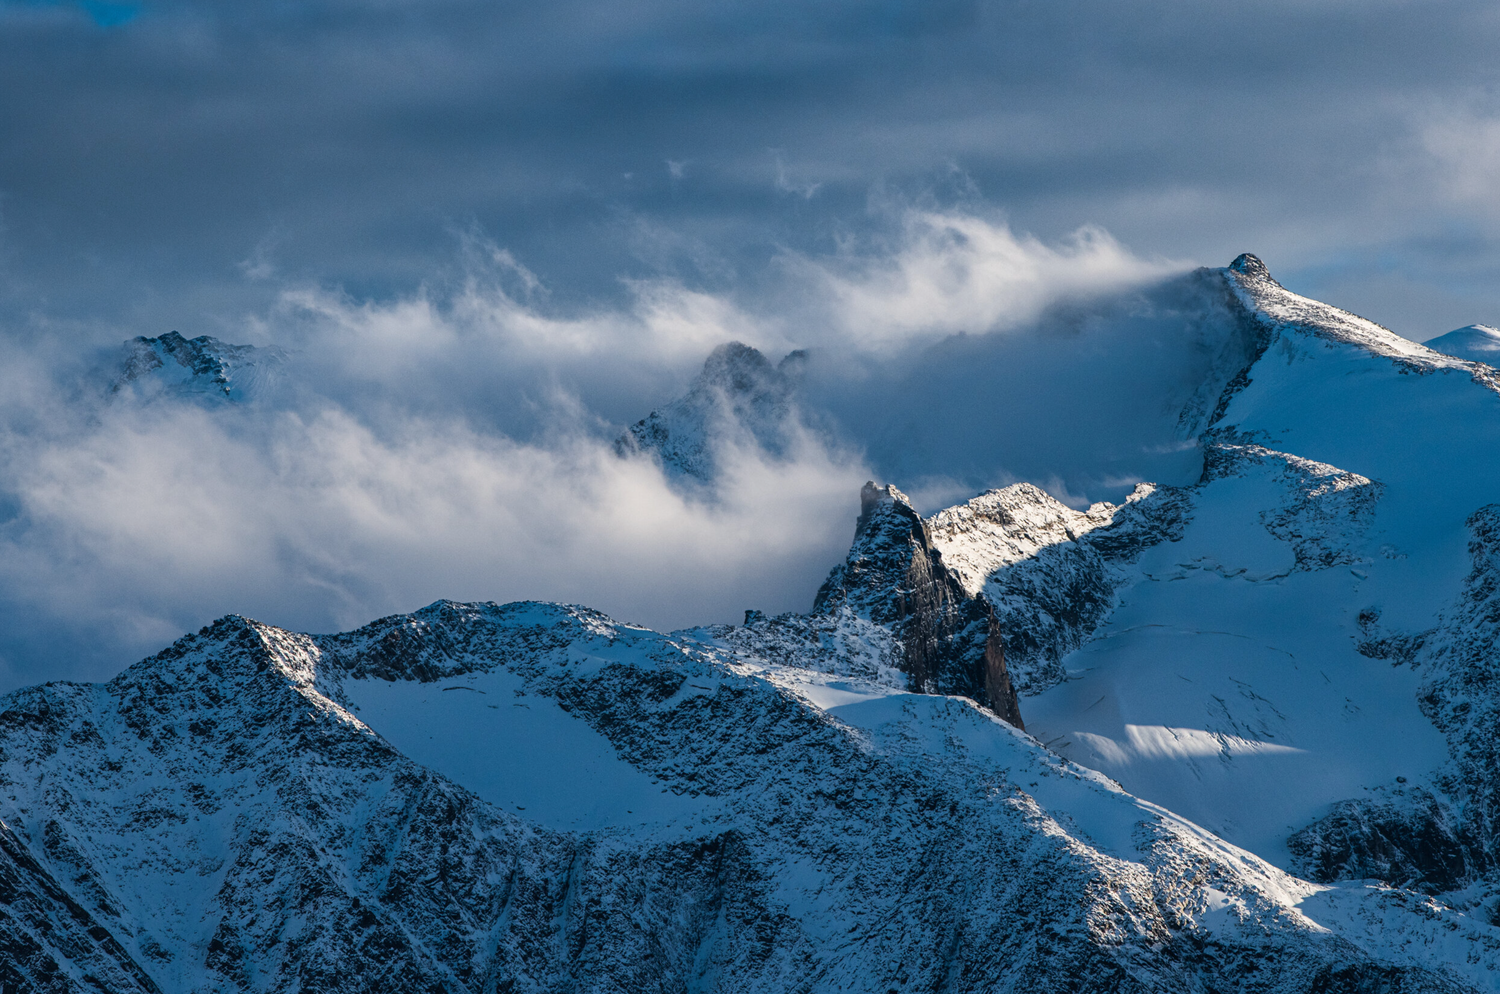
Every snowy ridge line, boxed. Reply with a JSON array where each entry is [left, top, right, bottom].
[[924, 480, 1192, 695], [1224, 254, 1500, 394], [109, 331, 289, 403], [0, 598, 1486, 991], [924, 481, 1127, 598]]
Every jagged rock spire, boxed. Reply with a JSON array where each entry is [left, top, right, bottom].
[[815, 482, 1024, 729]]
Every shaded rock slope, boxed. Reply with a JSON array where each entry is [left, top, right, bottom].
[[693, 481, 1023, 728]]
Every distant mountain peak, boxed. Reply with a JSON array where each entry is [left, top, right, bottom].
[[1423, 324, 1500, 365], [111, 330, 287, 402], [615, 340, 807, 482]]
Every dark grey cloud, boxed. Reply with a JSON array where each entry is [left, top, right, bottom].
[[1, 0, 1498, 335]]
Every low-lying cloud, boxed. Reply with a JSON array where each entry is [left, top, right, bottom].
[[0, 210, 1203, 691]]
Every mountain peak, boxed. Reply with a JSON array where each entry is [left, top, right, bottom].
[[1423, 324, 1500, 365], [614, 340, 806, 482], [853, 481, 918, 543], [1227, 253, 1278, 285], [809, 481, 1024, 726], [111, 330, 286, 401]]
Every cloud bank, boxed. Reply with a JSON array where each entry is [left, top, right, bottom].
[[0, 212, 1209, 691]]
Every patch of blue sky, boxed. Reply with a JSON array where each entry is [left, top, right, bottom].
[[2, 0, 138, 27]]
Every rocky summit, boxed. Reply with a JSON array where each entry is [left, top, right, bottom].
[[5, 256, 1500, 991], [110, 331, 287, 403]]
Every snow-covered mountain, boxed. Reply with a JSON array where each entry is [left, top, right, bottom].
[[5, 254, 1500, 991], [1424, 325, 1500, 366], [109, 331, 287, 402], [615, 342, 809, 483], [0, 601, 1490, 992]]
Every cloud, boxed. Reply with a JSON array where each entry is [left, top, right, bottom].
[[4, 0, 1497, 338], [786, 211, 1185, 351], [0, 207, 1222, 690], [0, 208, 1242, 692], [4, 0, 1500, 686], [0, 365, 868, 690]]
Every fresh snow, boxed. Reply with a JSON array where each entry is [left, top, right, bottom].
[[3, 258, 1500, 992], [342, 670, 711, 832], [1422, 324, 1500, 365]]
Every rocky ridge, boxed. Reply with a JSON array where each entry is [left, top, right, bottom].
[[3, 255, 1500, 990], [614, 342, 808, 483], [694, 481, 1023, 728], [0, 602, 1487, 992]]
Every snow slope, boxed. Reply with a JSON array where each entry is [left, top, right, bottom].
[[916, 255, 1500, 924], [1422, 324, 1500, 366], [1, 255, 1498, 991]]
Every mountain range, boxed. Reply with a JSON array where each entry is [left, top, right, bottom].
[[3, 255, 1500, 991]]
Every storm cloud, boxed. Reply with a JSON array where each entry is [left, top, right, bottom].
[[1, 0, 1498, 335]]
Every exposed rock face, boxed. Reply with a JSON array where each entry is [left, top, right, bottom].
[[110, 331, 287, 402], [615, 342, 808, 482], [810, 482, 1023, 727], [1288, 790, 1484, 895]]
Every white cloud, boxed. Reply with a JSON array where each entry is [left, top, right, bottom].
[[784, 211, 1186, 351], [0, 210, 1201, 689]]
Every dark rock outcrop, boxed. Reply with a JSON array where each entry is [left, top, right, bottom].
[[812, 482, 1023, 728], [1288, 791, 1485, 894]]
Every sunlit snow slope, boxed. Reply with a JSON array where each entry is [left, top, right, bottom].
[[927, 256, 1500, 897], [3, 601, 1490, 992]]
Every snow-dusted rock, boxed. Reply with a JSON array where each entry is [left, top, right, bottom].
[[927, 481, 1191, 695], [0, 602, 1485, 992], [949, 255, 1500, 951], [5, 256, 1500, 991], [615, 342, 808, 482], [110, 332, 287, 403], [692, 481, 1024, 728]]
